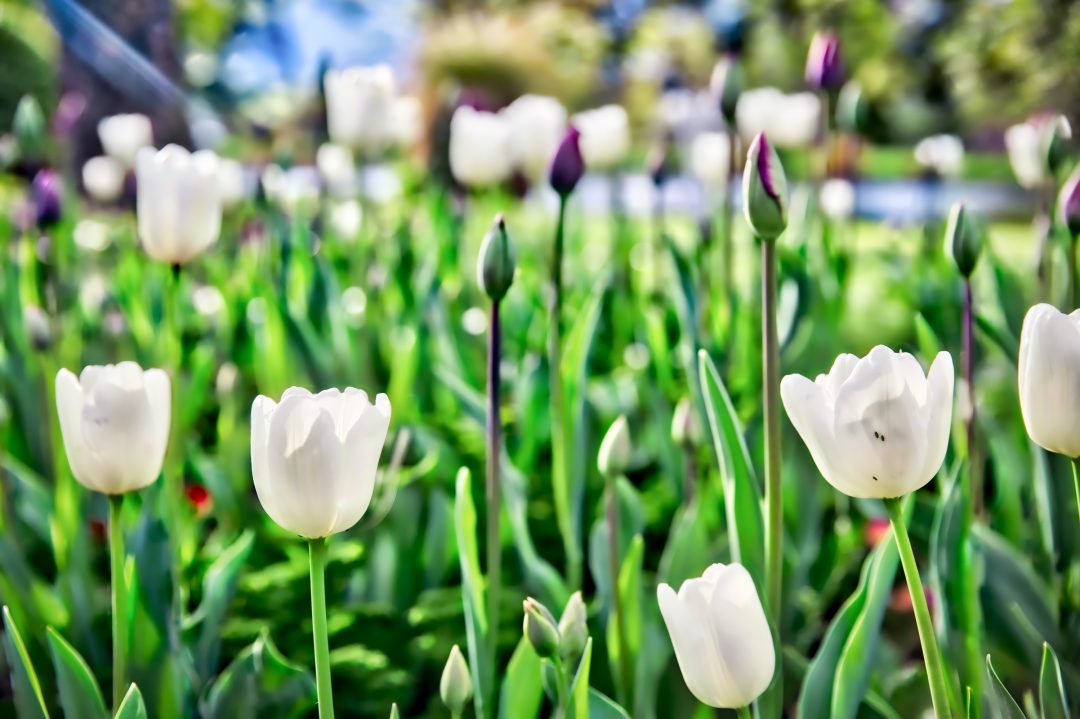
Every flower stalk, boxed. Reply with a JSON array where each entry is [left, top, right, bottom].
[[108, 494, 126, 711], [309, 538, 335, 719], [485, 297, 502, 693]]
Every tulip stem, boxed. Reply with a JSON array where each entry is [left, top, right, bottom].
[[309, 538, 335, 719], [761, 235, 783, 698], [108, 494, 126, 712], [885, 497, 950, 719], [737, 706, 753, 719], [485, 298, 502, 700], [606, 475, 632, 707], [551, 655, 570, 718], [1072, 459, 1080, 527]]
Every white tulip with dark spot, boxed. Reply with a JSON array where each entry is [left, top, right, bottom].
[[135, 144, 222, 264], [55, 363, 171, 494], [1018, 303, 1080, 457], [251, 387, 391, 538], [657, 563, 774, 709], [781, 346, 954, 499]]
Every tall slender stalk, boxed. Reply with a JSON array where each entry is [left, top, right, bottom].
[[1072, 459, 1080, 526], [962, 279, 981, 516], [108, 494, 126, 711], [885, 497, 951, 719], [605, 476, 631, 706], [485, 298, 503, 700], [309, 538, 335, 719], [162, 265, 186, 645], [737, 706, 753, 719]]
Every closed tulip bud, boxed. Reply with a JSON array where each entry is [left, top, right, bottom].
[[549, 126, 584, 197], [742, 133, 788, 241], [56, 363, 171, 495], [945, 202, 982, 277], [805, 31, 844, 91], [598, 415, 631, 478], [97, 113, 153, 168], [671, 397, 700, 447], [251, 387, 391, 537], [1044, 115, 1071, 176], [439, 644, 473, 715], [1018, 304, 1080, 457], [82, 156, 125, 204], [1058, 164, 1080, 237], [324, 66, 397, 152], [781, 346, 954, 499], [710, 55, 743, 126], [835, 81, 870, 135], [1006, 114, 1071, 189], [449, 106, 513, 188], [523, 597, 560, 658], [136, 145, 222, 265], [558, 591, 588, 661], [658, 563, 774, 708], [477, 214, 515, 302], [31, 169, 62, 228], [13, 95, 45, 163]]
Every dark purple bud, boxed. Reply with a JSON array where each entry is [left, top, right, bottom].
[[549, 125, 584, 197], [31, 169, 62, 228], [805, 31, 844, 91], [1059, 163, 1080, 237]]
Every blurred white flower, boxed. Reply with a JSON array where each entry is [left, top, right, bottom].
[[914, 134, 964, 177], [1005, 115, 1071, 189], [316, 143, 357, 197], [261, 164, 320, 214], [502, 94, 567, 179], [251, 387, 391, 537], [193, 285, 225, 317], [327, 200, 363, 239], [80, 273, 109, 313], [136, 145, 222, 264], [56, 362, 170, 494], [572, 105, 630, 171], [342, 286, 367, 320], [449, 106, 513, 188], [73, 219, 111, 252], [657, 563, 774, 709], [819, 178, 856, 221], [98, 113, 153, 168], [82, 156, 125, 203], [689, 131, 730, 187], [390, 95, 423, 148], [781, 346, 954, 499], [324, 65, 397, 152], [461, 306, 488, 336], [217, 158, 251, 207], [1018, 303, 1080, 457], [735, 89, 820, 148]]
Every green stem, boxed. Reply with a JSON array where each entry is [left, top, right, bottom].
[[162, 265, 186, 644], [485, 299, 502, 704], [761, 236, 783, 681], [1072, 459, 1080, 528], [108, 494, 126, 711], [309, 538, 335, 719], [552, 655, 570, 719], [737, 706, 753, 719], [885, 497, 950, 719], [606, 474, 632, 707]]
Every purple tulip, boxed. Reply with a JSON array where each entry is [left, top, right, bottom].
[[805, 31, 844, 91], [549, 125, 584, 197], [32, 169, 62, 228], [1059, 164, 1080, 237]]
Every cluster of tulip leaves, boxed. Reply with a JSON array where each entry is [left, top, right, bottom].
[[0, 168, 1077, 719]]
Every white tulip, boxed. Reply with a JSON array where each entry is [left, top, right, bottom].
[[657, 563, 774, 709], [315, 143, 357, 197], [572, 105, 630, 171], [781, 346, 954, 499], [82, 156, 125, 203], [251, 387, 391, 538], [735, 89, 820, 149], [449, 106, 513, 188], [55, 363, 170, 494], [819, 178, 856, 221], [217, 158, 251, 207], [914, 134, 964, 178], [689, 131, 730, 187], [261, 164, 321, 214], [97, 113, 153, 168], [1003, 116, 1069, 190], [135, 144, 222, 264], [390, 95, 423, 148], [1018, 304, 1080, 457], [502, 94, 567, 179], [324, 66, 397, 152]]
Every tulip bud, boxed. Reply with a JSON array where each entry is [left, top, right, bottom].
[[805, 31, 844, 91], [945, 203, 982, 277], [31, 169, 62, 228], [477, 214, 515, 302], [439, 644, 473, 715], [549, 125, 584, 197], [1058, 164, 1080, 237], [671, 397, 700, 447], [24, 305, 52, 351], [710, 55, 743, 126], [742, 133, 788, 241], [835, 81, 869, 135], [1043, 114, 1071, 176], [598, 415, 631, 478], [523, 597, 560, 658], [558, 591, 588, 661], [13, 95, 45, 162], [136, 145, 223, 265]]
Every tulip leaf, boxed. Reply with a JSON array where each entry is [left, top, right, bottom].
[[698, 350, 766, 591], [2, 605, 49, 719], [114, 683, 148, 719], [606, 534, 643, 708], [657, 501, 711, 589], [46, 627, 108, 719], [185, 530, 255, 681], [589, 689, 631, 719], [985, 655, 1027, 719], [498, 638, 543, 719], [1038, 643, 1070, 719], [566, 638, 593, 719], [454, 467, 491, 719], [201, 631, 315, 719]]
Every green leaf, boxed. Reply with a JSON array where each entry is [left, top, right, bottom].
[[498, 639, 543, 719], [588, 688, 631, 719], [185, 530, 255, 680], [2, 606, 49, 719], [566, 638, 593, 719], [606, 535, 643, 708], [114, 684, 148, 719], [1038, 643, 1069, 719], [201, 631, 315, 719], [697, 350, 766, 591], [454, 468, 491, 719], [46, 627, 108, 719], [389, 703, 400, 719], [985, 654, 1027, 719]]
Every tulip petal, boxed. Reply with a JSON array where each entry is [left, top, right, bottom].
[[781, 374, 863, 497], [1018, 304, 1080, 456], [56, 369, 104, 492], [706, 564, 775, 707], [332, 393, 391, 533], [658, 581, 732, 707], [919, 352, 955, 486], [81, 365, 158, 492]]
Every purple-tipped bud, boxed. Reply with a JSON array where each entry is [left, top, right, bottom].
[[1059, 163, 1080, 237], [805, 31, 844, 91], [31, 169, 61, 228], [743, 133, 789, 241], [549, 125, 584, 197]]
